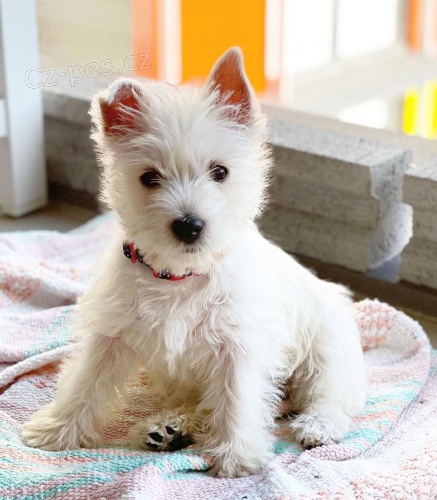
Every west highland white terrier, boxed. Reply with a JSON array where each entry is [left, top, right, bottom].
[[22, 48, 366, 478]]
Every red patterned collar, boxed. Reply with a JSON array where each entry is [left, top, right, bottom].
[[123, 241, 200, 281]]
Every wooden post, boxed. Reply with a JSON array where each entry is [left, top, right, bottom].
[[0, 0, 47, 217]]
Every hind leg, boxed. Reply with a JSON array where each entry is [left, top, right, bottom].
[[289, 301, 366, 448]]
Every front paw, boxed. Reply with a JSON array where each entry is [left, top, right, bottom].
[[290, 412, 349, 448], [207, 448, 272, 478], [21, 402, 98, 451]]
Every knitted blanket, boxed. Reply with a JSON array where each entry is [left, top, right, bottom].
[[1, 213, 436, 500]]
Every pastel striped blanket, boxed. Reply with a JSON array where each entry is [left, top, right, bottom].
[[1, 213, 436, 499]]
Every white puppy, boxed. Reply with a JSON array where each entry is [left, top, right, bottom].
[[22, 48, 366, 478]]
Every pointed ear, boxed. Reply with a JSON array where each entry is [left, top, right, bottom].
[[205, 47, 256, 125], [94, 78, 146, 137]]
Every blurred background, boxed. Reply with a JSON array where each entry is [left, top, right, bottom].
[[37, 0, 437, 138]]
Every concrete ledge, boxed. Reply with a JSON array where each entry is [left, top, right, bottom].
[[268, 120, 412, 271], [43, 76, 106, 127], [273, 175, 380, 228], [370, 202, 413, 270], [272, 144, 369, 194], [400, 238, 437, 288], [259, 204, 372, 272], [45, 117, 100, 196], [269, 119, 411, 196], [259, 203, 412, 272], [42, 79, 102, 198], [403, 156, 437, 210], [264, 103, 437, 165], [400, 156, 437, 289], [413, 208, 437, 242]]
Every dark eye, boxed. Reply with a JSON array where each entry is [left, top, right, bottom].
[[140, 170, 161, 187], [210, 164, 228, 182]]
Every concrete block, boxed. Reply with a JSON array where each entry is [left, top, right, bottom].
[[413, 209, 437, 242], [258, 204, 370, 271], [257, 203, 412, 272], [269, 119, 411, 198], [403, 156, 437, 210], [267, 121, 413, 270], [43, 77, 105, 127], [272, 175, 380, 228], [370, 202, 413, 270], [271, 144, 370, 195], [400, 239, 437, 289], [45, 116, 100, 196]]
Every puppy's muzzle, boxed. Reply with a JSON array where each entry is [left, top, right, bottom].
[[171, 216, 204, 244]]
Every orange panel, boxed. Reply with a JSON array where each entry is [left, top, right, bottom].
[[132, 0, 158, 79], [407, 0, 424, 52], [181, 0, 266, 92]]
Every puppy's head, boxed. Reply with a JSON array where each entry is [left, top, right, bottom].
[[90, 47, 271, 276]]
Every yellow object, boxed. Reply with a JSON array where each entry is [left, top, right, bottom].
[[403, 87, 420, 135], [422, 81, 437, 138], [429, 82, 437, 139], [181, 0, 266, 92]]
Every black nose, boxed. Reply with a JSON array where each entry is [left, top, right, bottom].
[[171, 216, 204, 244]]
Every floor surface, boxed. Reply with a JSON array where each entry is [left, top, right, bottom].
[[0, 201, 97, 232]]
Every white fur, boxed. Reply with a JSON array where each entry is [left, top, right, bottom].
[[22, 48, 366, 478]]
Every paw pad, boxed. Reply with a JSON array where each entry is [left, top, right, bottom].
[[129, 411, 195, 452], [149, 432, 163, 443], [142, 424, 192, 452]]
